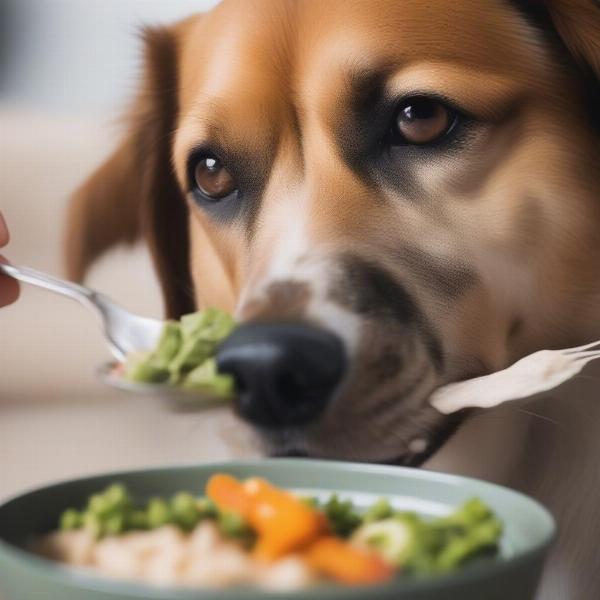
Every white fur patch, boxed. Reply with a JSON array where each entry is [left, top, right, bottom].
[[236, 180, 362, 355], [266, 201, 310, 282]]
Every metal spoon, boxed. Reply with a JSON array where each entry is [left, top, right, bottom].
[[0, 263, 163, 361]]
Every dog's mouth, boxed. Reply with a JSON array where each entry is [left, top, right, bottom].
[[264, 404, 472, 467]]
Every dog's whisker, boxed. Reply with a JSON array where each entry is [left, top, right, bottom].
[[515, 408, 561, 426]]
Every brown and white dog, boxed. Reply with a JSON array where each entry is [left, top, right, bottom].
[[65, 1, 600, 597]]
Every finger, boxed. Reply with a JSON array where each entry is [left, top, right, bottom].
[[0, 255, 20, 307], [0, 211, 9, 248]]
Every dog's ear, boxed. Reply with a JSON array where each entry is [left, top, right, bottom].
[[542, 0, 600, 77], [64, 25, 195, 318]]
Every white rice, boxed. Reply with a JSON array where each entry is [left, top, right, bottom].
[[36, 521, 316, 591]]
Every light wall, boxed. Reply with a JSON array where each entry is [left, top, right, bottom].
[[0, 1, 221, 401], [0, 0, 219, 115]]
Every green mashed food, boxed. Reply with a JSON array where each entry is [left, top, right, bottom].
[[124, 308, 236, 396]]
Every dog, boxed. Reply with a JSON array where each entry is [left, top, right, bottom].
[[64, 1, 600, 598]]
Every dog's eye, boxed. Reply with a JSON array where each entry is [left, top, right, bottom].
[[192, 155, 237, 200], [391, 97, 454, 145]]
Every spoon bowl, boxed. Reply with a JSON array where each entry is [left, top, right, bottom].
[[97, 361, 231, 411]]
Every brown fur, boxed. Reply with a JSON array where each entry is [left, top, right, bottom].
[[64, 25, 195, 317], [63, 0, 600, 446], [545, 0, 600, 77], [63, 2, 600, 596]]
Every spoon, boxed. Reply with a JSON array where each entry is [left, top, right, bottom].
[[0, 263, 163, 362]]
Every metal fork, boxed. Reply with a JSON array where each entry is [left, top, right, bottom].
[[2, 262, 598, 404], [0, 263, 163, 361], [431, 339, 600, 414]]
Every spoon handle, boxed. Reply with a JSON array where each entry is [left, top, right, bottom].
[[0, 263, 95, 308]]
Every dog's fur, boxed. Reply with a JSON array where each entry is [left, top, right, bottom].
[[64, 1, 600, 597]]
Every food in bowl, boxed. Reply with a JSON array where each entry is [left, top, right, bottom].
[[121, 308, 236, 396], [35, 474, 503, 591]]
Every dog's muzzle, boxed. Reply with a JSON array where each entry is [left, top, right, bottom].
[[216, 322, 347, 428]]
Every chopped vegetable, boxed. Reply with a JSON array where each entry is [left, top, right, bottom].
[[352, 498, 503, 575], [217, 510, 254, 542], [171, 492, 201, 530], [196, 497, 218, 519], [248, 485, 326, 561], [352, 518, 415, 566], [124, 308, 235, 397], [59, 509, 82, 531], [147, 498, 173, 529], [211, 475, 327, 561], [363, 498, 394, 523], [183, 357, 235, 395], [54, 477, 503, 589], [207, 473, 252, 518], [305, 536, 394, 584], [323, 494, 362, 537]]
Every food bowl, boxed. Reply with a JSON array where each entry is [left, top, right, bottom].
[[0, 459, 555, 600]]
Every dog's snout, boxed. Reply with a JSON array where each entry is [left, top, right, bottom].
[[216, 322, 346, 428]]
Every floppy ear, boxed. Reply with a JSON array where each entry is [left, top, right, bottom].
[[64, 25, 195, 318]]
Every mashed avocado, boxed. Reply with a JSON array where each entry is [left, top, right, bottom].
[[124, 308, 235, 396]]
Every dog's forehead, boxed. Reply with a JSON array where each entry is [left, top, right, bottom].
[[177, 1, 296, 119], [176, 0, 537, 116]]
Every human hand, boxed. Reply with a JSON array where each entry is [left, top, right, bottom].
[[0, 211, 20, 307]]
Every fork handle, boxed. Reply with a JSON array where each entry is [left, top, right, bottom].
[[0, 263, 96, 308]]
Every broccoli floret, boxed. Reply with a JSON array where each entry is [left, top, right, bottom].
[[323, 494, 362, 537]]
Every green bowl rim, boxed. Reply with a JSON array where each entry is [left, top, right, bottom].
[[0, 458, 556, 599]]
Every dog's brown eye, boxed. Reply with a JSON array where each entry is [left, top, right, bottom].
[[393, 98, 452, 145], [193, 156, 236, 199]]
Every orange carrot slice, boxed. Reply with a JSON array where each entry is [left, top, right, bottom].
[[206, 474, 251, 518], [207, 474, 330, 562], [305, 536, 394, 585], [244, 478, 326, 561]]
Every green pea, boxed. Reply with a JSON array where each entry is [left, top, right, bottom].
[[104, 484, 131, 509], [82, 512, 103, 539], [59, 509, 82, 531], [147, 498, 173, 529], [217, 511, 252, 539], [88, 493, 112, 517], [171, 492, 200, 530], [104, 514, 126, 536], [364, 498, 394, 523], [196, 497, 218, 519]]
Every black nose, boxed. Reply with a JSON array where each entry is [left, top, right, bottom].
[[216, 322, 346, 427]]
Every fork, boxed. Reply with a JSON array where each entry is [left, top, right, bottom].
[[2, 262, 599, 403], [0, 263, 163, 362], [431, 339, 600, 414]]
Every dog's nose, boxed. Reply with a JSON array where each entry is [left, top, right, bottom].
[[216, 322, 346, 427]]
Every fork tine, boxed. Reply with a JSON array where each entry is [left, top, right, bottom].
[[574, 350, 600, 362], [563, 339, 600, 354]]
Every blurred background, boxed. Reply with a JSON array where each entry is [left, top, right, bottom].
[[0, 0, 255, 500]]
